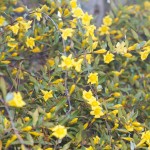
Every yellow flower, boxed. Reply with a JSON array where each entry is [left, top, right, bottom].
[[137, 130, 150, 148], [47, 58, 55, 67], [82, 12, 93, 25], [104, 51, 114, 64], [88, 99, 100, 109], [90, 106, 104, 118], [19, 20, 32, 32], [22, 126, 32, 132], [72, 7, 84, 18], [45, 148, 53, 150], [86, 146, 94, 150], [13, 7, 25, 13], [29, 131, 43, 136], [84, 25, 96, 39], [113, 92, 121, 97], [93, 135, 100, 144], [112, 69, 124, 76], [5, 135, 17, 148], [69, 118, 78, 125], [41, 90, 53, 101], [73, 58, 83, 72], [61, 28, 74, 40], [0, 16, 5, 26], [128, 43, 138, 51], [82, 90, 95, 101], [144, 1, 150, 10], [26, 37, 35, 49], [51, 125, 67, 139], [93, 49, 107, 54], [98, 25, 110, 35], [88, 72, 98, 84], [44, 112, 52, 120], [114, 42, 127, 55], [4, 118, 10, 129], [9, 23, 19, 35], [6, 92, 26, 108], [70, 0, 77, 9], [103, 15, 112, 26], [86, 54, 92, 64], [33, 12, 42, 21], [140, 51, 149, 61], [24, 117, 30, 122], [31, 47, 41, 53], [59, 54, 74, 69], [69, 84, 76, 95]]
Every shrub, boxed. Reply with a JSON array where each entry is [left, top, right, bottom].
[[0, 0, 150, 149]]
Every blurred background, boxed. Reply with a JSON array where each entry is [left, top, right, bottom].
[[21, 0, 137, 26]]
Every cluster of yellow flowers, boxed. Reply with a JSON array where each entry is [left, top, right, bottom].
[[83, 90, 104, 118], [0, 0, 150, 149]]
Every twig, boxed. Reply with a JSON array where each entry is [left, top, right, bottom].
[[42, 12, 72, 114]]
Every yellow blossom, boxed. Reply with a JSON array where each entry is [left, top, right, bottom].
[[112, 69, 124, 76], [88, 99, 100, 109], [86, 146, 94, 150], [33, 12, 42, 21], [45, 148, 53, 150], [29, 131, 43, 136], [93, 49, 107, 54], [19, 20, 32, 32], [90, 106, 104, 118], [82, 90, 95, 101], [93, 135, 100, 145], [84, 25, 96, 39], [44, 112, 52, 120], [69, 118, 78, 125], [22, 126, 32, 132], [72, 7, 83, 18], [26, 37, 35, 49], [9, 23, 19, 35], [73, 58, 83, 72], [86, 54, 92, 64], [61, 28, 74, 40], [47, 58, 55, 67], [41, 90, 53, 101], [70, 0, 77, 9], [114, 41, 127, 55], [5, 135, 17, 148], [13, 7, 25, 13], [0, 16, 5, 26], [103, 15, 112, 26], [31, 47, 41, 53], [128, 43, 138, 51], [51, 125, 67, 139], [6, 92, 26, 108], [140, 51, 150, 61], [24, 117, 30, 122], [88, 72, 98, 84], [69, 84, 76, 95], [59, 54, 74, 69], [144, 1, 150, 10], [82, 12, 93, 25], [4, 118, 10, 129], [136, 130, 150, 148], [98, 25, 110, 35], [122, 137, 133, 142], [104, 51, 114, 64]]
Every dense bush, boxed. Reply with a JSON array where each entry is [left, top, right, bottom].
[[0, 0, 150, 149]]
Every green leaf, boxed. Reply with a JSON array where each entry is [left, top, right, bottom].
[[32, 109, 39, 127], [0, 77, 7, 98], [131, 29, 139, 40]]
